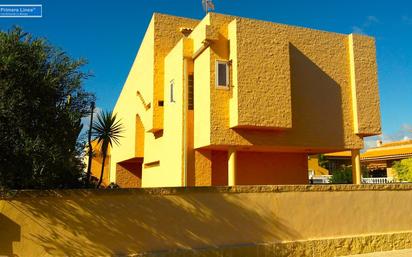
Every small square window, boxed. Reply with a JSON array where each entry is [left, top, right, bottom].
[[170, 80, 175, 103], [216, 61, 229, 88]]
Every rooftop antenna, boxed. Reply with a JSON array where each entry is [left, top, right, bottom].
[[202, 0, 215, 14]]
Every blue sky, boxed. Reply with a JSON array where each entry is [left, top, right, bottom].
[[1, 0, 411, 147]]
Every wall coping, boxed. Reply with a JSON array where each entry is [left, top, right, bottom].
[[2, 184, 412, 200]]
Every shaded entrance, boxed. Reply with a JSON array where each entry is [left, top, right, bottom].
[[116, 157, 143, 188]]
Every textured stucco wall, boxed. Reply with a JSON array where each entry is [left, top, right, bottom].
[[203, 151, 308, 186], [348, 34, 381, 136], [237, 152, 308, 184], [228, 19, 292, 129], [193, 13, 381, 152], [152, 14, 199, 132], [1, 185, 412, 257], [115, 162, 142, 188], [142, 39, 185, 187], [109, 12, 380, 187]]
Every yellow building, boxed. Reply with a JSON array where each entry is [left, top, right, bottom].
[[86, 140, 111, 187], [104, 12, 381, 188], [308, 151, 352, 175], [362, 139, 412, 179]]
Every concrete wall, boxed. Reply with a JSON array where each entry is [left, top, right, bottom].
[[1, 185, 412, 257]]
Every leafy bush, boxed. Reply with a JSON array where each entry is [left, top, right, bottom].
[[392, 158, 412, 182], [331, 166, 353, 184], [0, 27, 94, 189], [330, 165, 369, 184]]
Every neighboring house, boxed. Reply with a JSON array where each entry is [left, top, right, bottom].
[[86, 141, 111, 187], [308, 151, 352, 175], [362, 140, 412, 179], [104, 12, 380, 188], [308, 152, 351, 183]]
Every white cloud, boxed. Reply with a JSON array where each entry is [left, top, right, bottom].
[[402, 15, 412, 25], [363, 123, 412, 150], [81, 106, 103, 135], [352, 15, 379, 34], [367, 16, 379, 23], [352, 26, 364, 34]]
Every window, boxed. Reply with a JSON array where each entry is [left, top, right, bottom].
[[216, 60, 229, 88], [170, 80, 175, 103], [188, 74, 194, 110]]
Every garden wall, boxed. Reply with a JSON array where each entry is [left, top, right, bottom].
[[1, 184, 412, 257]]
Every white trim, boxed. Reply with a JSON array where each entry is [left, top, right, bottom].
[[215, 60, 229, 89]]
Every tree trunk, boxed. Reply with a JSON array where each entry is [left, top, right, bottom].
[[96, 152, 106, 188], [86, 102, 95, 185]]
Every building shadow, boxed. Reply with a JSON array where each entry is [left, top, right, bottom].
[[5, 189, 301, 256], [0, 213, 21, 257], [235, 43, 344, 150]]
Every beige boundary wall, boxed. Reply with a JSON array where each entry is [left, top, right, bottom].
[[1, 185, 412, 257]]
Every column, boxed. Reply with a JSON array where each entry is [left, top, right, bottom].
[[351, 149, 361, 184], [228, 148, 237, 186]]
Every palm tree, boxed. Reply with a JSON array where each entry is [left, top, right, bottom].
[[92, 111, 123, 188]]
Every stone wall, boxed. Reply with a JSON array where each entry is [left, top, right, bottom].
[[1, 184, 412, 257]]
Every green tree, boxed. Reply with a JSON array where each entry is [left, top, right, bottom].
[[0, 27, 95, 189], [92, 111, 123, 188], [330, 165, 369, 184], [330, 166, 353, 184], [317, 154, 329, 169], [392, 158, 412, 182]]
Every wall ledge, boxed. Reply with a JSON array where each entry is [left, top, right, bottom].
[[130, 231, 412, 257], [2, 183, 412, 199]]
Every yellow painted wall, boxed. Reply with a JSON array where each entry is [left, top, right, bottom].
[[209, 151, 308, 185], [308, 156, 330, 176], [237, 152, 308, 184], [348, 34, 381, 136], [2, 185, 412, 256], [228, 19, 292, 129], [135, 114, 145, 158], [142, 39, 186, 187], [193, 47, 212, 148], [193, 13, 380, 152], [109, 12, 381, 187], [109, 16, 155, 182], [110, 14, 198, 184], [86, 141, 110, 186]]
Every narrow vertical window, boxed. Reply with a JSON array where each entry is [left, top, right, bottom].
[[216, 60, 229, 88], [188, 74, 194, 110], [170, 80, 175, 103]]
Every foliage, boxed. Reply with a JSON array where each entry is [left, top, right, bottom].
[[317, 154, 329, 169], [107, 182, 120, 189], [392, 158, 412, 182], [92, 111, 123, 188], [0, 27, 95, 189], [330, 165, 369, 184], [330, 166, 353, 184]]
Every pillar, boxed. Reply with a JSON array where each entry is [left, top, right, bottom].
[[228, 148, 237, 186], [194, 150, 212, 186], [351, 149, 361, 184]]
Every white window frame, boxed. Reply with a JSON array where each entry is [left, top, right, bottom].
[[215, 60, 229, 89]]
